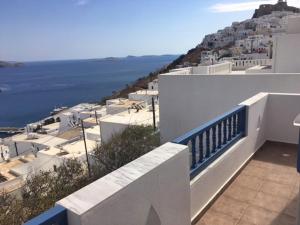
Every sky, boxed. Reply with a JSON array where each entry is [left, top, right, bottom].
[[0, 0, 299, 62]]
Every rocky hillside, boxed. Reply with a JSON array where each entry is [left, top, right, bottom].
[[252, 1, 299, 18], [101, 1, 299, 103]]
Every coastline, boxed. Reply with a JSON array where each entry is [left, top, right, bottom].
[[100, 54, 183, 103], [0, 55, 178, 128]]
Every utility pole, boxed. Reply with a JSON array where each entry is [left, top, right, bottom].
[[94, 111, 99, 125], [14, 142, 19, 156], [81, 120, 91, 177], [151, 97, 156, 131]]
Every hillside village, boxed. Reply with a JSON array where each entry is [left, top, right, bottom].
[[0, 79, 159, 192], [103, 0, 300, 101], [168, 1, 295, 66]]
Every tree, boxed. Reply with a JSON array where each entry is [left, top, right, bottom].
[[21, 159, 91, 221], [0, 191, 24, 225], [0, 125, 160, 225], [93, 125, 160, 173]]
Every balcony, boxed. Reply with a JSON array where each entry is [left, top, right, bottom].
[[197, 141, 299, 225], [24, 92, 300, 225]]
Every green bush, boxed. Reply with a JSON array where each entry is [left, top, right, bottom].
[[0, 125, 160, 225], [21, 159, 91, 221], [93, 125, 160, 173]]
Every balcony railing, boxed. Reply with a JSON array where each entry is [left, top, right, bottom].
[[24, 205, 68, 225], [173, 105, 247, 179]]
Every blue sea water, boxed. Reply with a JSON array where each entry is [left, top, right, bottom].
[[0, 55, 177, 128]]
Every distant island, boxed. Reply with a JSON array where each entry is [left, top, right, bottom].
[[0, 61, 23, 68], [95, 55, 178, 62]]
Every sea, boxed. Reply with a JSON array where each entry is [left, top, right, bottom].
[[0, 55, 177, 133]]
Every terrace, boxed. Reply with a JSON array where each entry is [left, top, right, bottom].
[[197, 141, 299, 225], [24, 92, 300, 225]]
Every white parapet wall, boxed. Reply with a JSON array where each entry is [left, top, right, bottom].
[[265, 93, 300, 143], [58, 142, 191, 225], [191, 62, 232, 75], [159, 74, 300, 143], [272, 16, 300, 73], [232, 59, 272, 70], [273, 33, 300, 73]]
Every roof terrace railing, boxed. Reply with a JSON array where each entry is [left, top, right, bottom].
[[173, 105, 247, 179], [24, 205, 68, 225]]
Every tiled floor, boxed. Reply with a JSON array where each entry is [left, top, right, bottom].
[[196, 141, 299, 225]]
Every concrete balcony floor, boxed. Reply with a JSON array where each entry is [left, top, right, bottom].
[[196, 141, 300, 225]]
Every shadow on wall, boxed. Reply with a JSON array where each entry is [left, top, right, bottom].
[[146, 206, 161, 225]]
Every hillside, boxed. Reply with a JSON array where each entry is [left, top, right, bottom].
[[101, 1, 300, 103]]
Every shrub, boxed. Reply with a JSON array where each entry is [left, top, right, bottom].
[[0, 125, 160, 225], [0, 191, 24, 225], [93, 125, 160, 173], [21, 159, 91, 221]]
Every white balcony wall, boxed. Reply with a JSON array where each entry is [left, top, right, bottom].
[[266, 93, 300, 144], [273, 34, 300, 73], [58, 143, 191, 225], [190, 92, 300, 220], [159, 74, 300, 143], [272, 17, 300, 73]]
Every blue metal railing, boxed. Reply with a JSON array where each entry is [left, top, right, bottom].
[[24, 205, 68, 225], [173, 105, 247, 179]]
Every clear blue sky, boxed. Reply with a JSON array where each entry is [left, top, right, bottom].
[[1, 0, 293, 61]]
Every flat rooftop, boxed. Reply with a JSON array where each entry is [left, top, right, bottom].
[[129, 90, 159, 95], [0, 154, 35, 180], [56, 127, 81, 140], [62, 139, 97, 156], [39, 138, 97, 158], [85, 126, 100, 135], [11, 133, 67, 146], [196, 141, 299, 225], [70, 103, 99, 111], [10, 133, 67, 147], [106, 98, 144, 107], [83, 117, 98, 124], [100, 108, 159, 126], [42, 122, 60, 131]]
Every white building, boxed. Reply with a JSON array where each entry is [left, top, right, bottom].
[[2, 133, 67, 158], [99, 107, 159, 143], [84, 126, 101, 142], [235, 35, 272, 54], [148, 79, 158, 90], [106, 98, 146, 115], [57, 104, 105, 133], [128, 90, 158, 105]]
